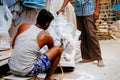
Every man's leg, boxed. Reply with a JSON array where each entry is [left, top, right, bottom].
[[76, 16, 91, 62], [83, 15, 104, 67], [0, 64, 10, 78], [44, 46, 63, 80]]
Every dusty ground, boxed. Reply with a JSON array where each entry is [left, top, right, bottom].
[[2, 39, 120, 80], [60, 39, 120, 80]]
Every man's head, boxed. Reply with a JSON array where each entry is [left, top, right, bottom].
[[36, 9, 54, 30]]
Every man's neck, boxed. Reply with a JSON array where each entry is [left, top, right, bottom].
[[36, 24, 42, 29]]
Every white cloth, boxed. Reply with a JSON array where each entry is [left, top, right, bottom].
[[47, 14, 81, 67], [0, 5, 13, 50], [46, 0, 77, 31]]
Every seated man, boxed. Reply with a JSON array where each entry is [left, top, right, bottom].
[[8, 9, 64, 80]]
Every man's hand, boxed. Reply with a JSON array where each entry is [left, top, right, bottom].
[[94, 0, 100, 21], [56, 8, 65, 15], [93, 11, 99, 21], [56, 0, 69, 15]]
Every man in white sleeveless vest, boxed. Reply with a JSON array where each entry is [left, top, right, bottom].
[[8, 9, 64, 80]]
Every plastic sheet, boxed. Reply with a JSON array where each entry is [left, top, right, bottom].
[[0, 4, 13, 50], [46, 13, 81, 67]]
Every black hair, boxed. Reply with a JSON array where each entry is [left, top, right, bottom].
[[36, 9, 54, 27]]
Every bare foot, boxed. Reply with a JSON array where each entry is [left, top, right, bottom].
[[97, 60, 105, 67], [79, 59, 95, 63]]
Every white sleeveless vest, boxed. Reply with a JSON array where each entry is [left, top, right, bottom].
[[9, 25, 43, 75]]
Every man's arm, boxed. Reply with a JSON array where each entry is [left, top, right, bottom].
[[56, 0, 69, 14], [37, 31, 54, 49], [94, 0, 100, 21], [45, 0, 49, 10]]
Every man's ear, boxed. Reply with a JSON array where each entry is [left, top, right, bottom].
[[46, 23, 49, 27], [44, 23, 50, 30]]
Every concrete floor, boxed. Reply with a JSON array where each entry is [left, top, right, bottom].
[[60, 39, 120, 80], [1, 39, 120, 80]]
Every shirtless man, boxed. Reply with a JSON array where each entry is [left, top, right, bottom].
[[8, 9, 64, 80]]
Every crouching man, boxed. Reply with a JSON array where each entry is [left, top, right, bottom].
[[8, 9, 64, 80]]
